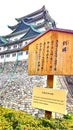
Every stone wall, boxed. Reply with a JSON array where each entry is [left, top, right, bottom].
[[54, 76, 73, 114], [0, 60, 46, 117], [0, 60, 73, 117]]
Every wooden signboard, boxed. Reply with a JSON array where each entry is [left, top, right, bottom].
[[32, 87, 67, 114], [21, 28, 73, 118], [27, 30, 73, 75]]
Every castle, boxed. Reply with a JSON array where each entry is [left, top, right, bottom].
[[0, 6, 56, 62], [0, 6, 73, 116]]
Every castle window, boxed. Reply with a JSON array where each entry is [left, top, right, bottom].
[[12, 53, 16, 57], [7, 46, 11, 50], [13, 45, 17, 49], [1, 55, 4, 59], [18, 43, 23, 48], [19, 51, 23, 55], [25, 41, 27, 45], [6, 54, 10, 58], [3, 46, 7, 50], [26, 50, 28, 55]]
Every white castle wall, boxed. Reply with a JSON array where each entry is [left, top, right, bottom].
[[0, 51, 28, 62]]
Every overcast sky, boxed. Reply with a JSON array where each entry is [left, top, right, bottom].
[[0, 0, 73, 35]]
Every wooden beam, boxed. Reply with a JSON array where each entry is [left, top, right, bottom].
[[45, 75, 54, 119]]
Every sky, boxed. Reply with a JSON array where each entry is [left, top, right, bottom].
[[0, 0, 73, 35]]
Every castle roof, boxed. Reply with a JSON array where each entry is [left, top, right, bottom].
[[4, 21, 30, 38], [0, 27, 41, 47], [8, 24, 18, 30], [0, 36, 8, 45], [8, 5, 55, 31], [22, 11, 47, 23], [20, 27, 41, 40], [12, 20, 30, 34], [2, 6, 56, 45], [15, 6, 46, 22]]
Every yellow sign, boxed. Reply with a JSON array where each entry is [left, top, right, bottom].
[[27, 30, 73, 75], [32, 87, 67, 114]]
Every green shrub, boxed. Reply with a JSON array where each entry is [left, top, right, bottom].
[[64, 113, 73, 119], [0, 106, 73, 130]]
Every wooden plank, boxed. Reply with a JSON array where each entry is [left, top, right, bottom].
[[28, 44, 36, 74], [45, 75, 54, 118], [28, 31, 73, 75], [32, 86, 66, 115]]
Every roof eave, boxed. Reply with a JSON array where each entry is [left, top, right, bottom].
[[4, 29, 29, 38], [15, 6, 46, 21]]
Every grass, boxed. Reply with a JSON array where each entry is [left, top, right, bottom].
[[0, 106, 73, 130]]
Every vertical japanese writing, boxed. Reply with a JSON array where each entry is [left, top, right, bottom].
[[46, 41, 50, 62], [54, 40, 58, 71], [38, 43, 42, 71], [41, 42, 46, 71], [62, 40, 69, 52], [36, 43, 39, 71], [50, 41, 54, 71], [36, 43, 38, 54], [61, 40, 69, 73], [46, 41, 50, 71]]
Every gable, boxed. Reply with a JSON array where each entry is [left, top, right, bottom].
[[26, 29, 73, 75]]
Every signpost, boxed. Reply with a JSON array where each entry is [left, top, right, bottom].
[[32, 87, 66, 114], [22, 28, 73, 118]]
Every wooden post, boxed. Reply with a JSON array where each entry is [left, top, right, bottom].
[[45, 75, 54, 119]]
